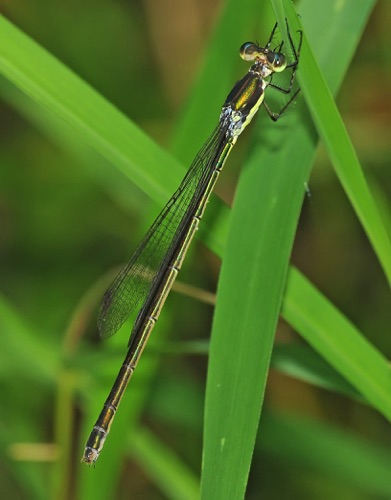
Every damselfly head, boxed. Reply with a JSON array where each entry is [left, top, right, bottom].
[[240, 42, 287, 73]]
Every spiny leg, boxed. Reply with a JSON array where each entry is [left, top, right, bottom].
[[282, 19, 303, 90], [264, 88, 301, 122], [265, 22, 280, 49], [268, 18, 303, 94], [264, 19, 303, 118]]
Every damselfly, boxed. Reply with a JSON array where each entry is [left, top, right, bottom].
[[82, 20, 302, 465]]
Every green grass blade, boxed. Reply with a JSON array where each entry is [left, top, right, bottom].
[[0, 294, 59, 382], [259, 412, 391, 496], [129, 427, 199, 500], [283, 1, 391, 285], [271, 344, 363, 401], [0, 297, 58, 499], [201, 3, 306, 496], [201, 109, 309, 500], [283, 267, 391, 421], [163, 340, 364, 402], [201, 0, 379, 497], [0, 13, 184, 207], [0, 14, 229, 261]]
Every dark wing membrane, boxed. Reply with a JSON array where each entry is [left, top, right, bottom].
[[98, 123, 228, 339]]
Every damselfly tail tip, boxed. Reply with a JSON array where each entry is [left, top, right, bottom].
[[81, 447, 98, 466]]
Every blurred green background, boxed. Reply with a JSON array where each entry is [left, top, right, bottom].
[[0, 0, 390, 499]]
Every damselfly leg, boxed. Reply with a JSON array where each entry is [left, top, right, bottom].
[[261, 20, 302, 121]]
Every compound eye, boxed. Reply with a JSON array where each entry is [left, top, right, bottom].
[[239, 42, 260, 61], [268, 52, 287, 72]]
